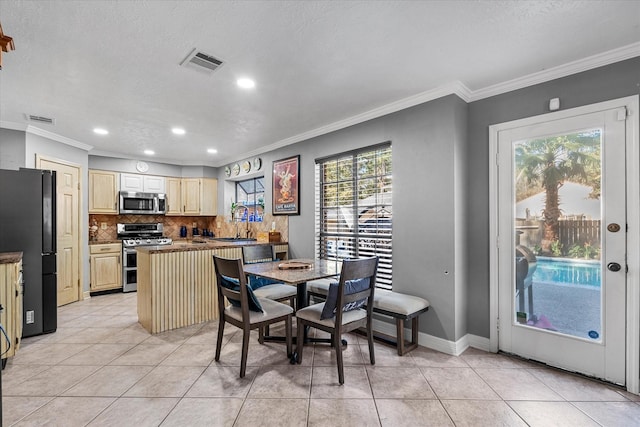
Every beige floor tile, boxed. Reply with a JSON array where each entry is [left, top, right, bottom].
[[62, 365, 154, 397], [7, 365, 101, 396], [1, 396, 53, 426], [573, 401, 640, 426], [160, 343, 216, 366], [161, 397, 244, 427], [411, 347, 470, 368], [421, 367, 501, 400], [508, 401, 600, 426], [186, 365, 258, 397], [13, 396, 115, 427], [360, 343, 416, 367], [442, 400, 527, 427], [1, 363, 51, 389], [311, 366, 373, 398], [236, 398, 309, 427], [308, 398, 380, 427], [108, 342, 179, 365], [377, 399, 454, 426], [184, 322, 222, 345], [461, 347, 530, 369], [86, 397, 179, 427], [475, 368, 564, 401], [311, 340, 365, 366], [11, 343, 91, 365], [142, 323, 205, 345], [99, 324, 152, 344], [21, 327, 87, 345], [367, 366, 435, 399], [248, 365, 312, 398], [100, 315, 139, 329], [57, 327, 119, 344], [58, 343, 135, 365], [123, 365, 205, 397], [216, 336, 292, 367], [528, 368, 629, 401]]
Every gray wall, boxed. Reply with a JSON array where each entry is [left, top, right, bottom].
[[255, 95, 469, 342], [0, 128, 26, 169], [89, 155, 218, 179], [466, 57, 640, 337]]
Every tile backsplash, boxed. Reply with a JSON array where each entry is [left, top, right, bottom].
[[89, 214, 288, 242]]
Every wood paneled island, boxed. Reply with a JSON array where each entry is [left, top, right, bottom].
[[136, 241, 288, 333]]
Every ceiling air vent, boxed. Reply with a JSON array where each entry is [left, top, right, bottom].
[[180, 48, 224, 74], [25, 114, 55, 125]]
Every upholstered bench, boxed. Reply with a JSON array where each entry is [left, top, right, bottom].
[[306, 279, 430, 355]]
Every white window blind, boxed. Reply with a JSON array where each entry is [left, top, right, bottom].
[[315, 142, 393, 289]]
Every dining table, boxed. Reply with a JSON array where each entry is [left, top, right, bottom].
[[243, 258, 342, 361]]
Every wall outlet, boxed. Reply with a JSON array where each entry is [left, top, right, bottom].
[[100, 222, 107, 230], [26, 310, 35, 324]]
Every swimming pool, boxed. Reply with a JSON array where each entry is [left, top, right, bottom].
[[532, 256, 601, 288]]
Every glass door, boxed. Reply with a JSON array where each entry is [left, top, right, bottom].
[[496, 105, 627, 384]]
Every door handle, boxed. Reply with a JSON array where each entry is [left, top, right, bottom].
[[607, 262, 622, 272]]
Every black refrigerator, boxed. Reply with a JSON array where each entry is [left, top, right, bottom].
[[0, 168, 57, 337]]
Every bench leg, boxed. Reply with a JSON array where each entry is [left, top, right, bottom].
[[396, 319, 405, 356], [396, 317, 420, 356]]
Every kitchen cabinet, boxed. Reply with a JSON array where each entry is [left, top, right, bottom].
[[90, 243, 122, 292], [89, 170, 119, 214], [166, 178, 217, 216], [0, 256, 22, 363], [120, 173, 166, 193]]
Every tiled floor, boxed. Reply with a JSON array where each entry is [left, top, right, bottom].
[[3, 292, 640, 426]]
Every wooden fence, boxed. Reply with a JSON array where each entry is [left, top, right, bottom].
[[516, 219, 601, 250]]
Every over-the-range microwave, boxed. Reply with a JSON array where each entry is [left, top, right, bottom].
[[119, 191, 166, 215]]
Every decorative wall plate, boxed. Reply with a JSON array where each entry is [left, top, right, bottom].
[[232, 163, 240, 176], [242, 160, 251, 173], [136, 161, 149, 173], [253, 157, 262, 171], [224, 166, 231, 177]]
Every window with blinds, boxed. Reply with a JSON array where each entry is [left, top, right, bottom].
[[315, 142, 393, 289]]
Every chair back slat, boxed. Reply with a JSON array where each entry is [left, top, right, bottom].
[[242, 245, 276, 264]]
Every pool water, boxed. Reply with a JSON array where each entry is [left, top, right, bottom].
[[532, 257, 601, 288]]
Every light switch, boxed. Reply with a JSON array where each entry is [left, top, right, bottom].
[[100, 222, 107, 230]]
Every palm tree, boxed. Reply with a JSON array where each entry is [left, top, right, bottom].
[[515, 133, 600, 254]]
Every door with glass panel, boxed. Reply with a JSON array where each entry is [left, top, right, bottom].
[[495, 103, 628, 384]]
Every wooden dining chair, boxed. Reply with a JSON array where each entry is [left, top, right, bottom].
[[294, 256, 379, 384], [242, 245, 297, 311], [213, 255, 293, 378]]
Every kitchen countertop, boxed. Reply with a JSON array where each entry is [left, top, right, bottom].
[[0, 251, 23, 264], [137, 240, 287, 254], [89, 240, 121, 245]]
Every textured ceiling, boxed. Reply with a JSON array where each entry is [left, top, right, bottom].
[[1, 1, 639, 166]]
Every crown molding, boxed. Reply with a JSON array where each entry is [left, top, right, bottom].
[[0, 120, 93, 151], [469, 41, 640, 101]]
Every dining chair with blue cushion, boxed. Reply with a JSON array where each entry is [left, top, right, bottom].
[[213, 255, 293, 378], [294, 256, 378, 384], [242, 244, 297, 311]]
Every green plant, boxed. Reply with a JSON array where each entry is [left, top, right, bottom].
[[583, 242, 597, 259], [568, 244, 584, 258], [532, 244, 542, 255], [550, 240, 563, 257]]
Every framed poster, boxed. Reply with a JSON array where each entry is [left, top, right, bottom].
[[273, 155, 300, 215]]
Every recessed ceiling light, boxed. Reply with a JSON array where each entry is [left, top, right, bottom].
[[144, 149, 155, 155], [237, 78, 255, 89], [207, 148, 218, 154], [172, 127, 186, 135], [93, 128, 108, 135]]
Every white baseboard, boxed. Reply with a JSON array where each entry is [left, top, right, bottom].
[[371, 318, 493, 356], [83, 291, 91, 300]]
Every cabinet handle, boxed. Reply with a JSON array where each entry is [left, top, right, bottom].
[[117, 255, 120, 265], [100, 247, 110, 251]]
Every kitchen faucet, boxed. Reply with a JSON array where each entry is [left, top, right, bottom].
[[234, 204, 250, 238]]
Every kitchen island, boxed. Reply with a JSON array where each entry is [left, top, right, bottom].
[[136, 240, 288, 333]]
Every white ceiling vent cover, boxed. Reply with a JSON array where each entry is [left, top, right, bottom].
[[25, 114, 56, 125], [180, 48, 224, 74]]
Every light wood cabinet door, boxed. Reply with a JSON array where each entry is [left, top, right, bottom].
[[201, 178, 218, 215], [165, 178, 183, 215], [1, 260, 22, 359], [90, 244, 122, 292], [89, 170, 118, 214], [182, 178, 201, 215]]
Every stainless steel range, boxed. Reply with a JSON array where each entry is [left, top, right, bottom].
[[117, 223, 172, 292]]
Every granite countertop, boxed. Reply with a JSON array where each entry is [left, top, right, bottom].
[[89, 240, 121, 245], [137, 240, 287, 254], [0, 251, 23, 264]]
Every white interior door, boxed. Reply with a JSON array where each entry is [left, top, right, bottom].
[[494, 103, 629, 385]]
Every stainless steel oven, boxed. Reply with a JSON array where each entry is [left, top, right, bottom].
[[117, 223, 172, 292]]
